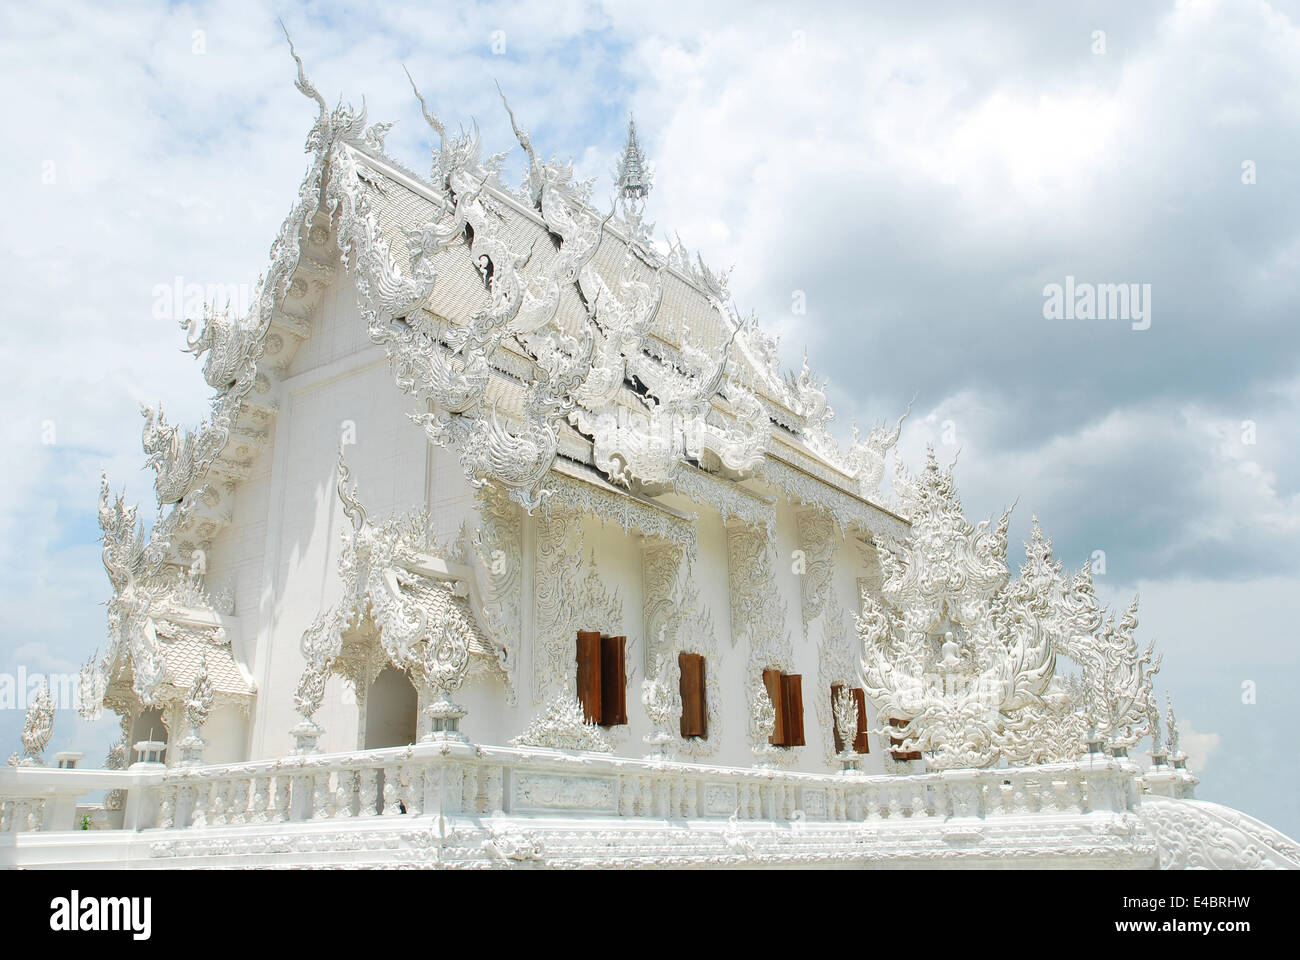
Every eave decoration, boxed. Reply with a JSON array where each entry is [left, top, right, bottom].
[[859, 446, 1161, 770]]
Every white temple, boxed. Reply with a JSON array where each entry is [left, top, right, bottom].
[[2, 37, 1296, 869]]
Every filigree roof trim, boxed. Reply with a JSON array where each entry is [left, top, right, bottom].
[[758, 456, 910, 540], [671, 463, 775, 530], [545, 459, 697, 550], [345, 134, 799, 420], [353, 130, 741, 355]]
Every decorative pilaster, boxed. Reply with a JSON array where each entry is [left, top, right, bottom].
[[473, 484, 522, 705], [727, 521, 793, 758], [795, 508, 836, 633], [641, 655, 679, 760], [641, 539, 684, 674]]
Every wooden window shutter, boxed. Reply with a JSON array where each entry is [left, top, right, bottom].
[[678, 652, 707, 739], [599, 635, 628, 726], [830, 684, 847, 753], [762, 668, 786, 746], [852, 688, 869, 754], [575, 631, 603, 724], [781, 674, 805, 747]]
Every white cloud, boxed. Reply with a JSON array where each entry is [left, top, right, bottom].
[[1178, 719, 1223, 775]]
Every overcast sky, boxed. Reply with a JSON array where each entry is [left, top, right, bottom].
[[1, 0, 1296, 836]]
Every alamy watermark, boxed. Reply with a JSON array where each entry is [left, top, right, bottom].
[[1043, 276, 1151, 330], [50, 891, 151, 940], [0, 668, 82, 711], [151, 275, 254, 321]]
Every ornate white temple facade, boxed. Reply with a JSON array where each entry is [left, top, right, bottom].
[[2, 40, 1296, 869]]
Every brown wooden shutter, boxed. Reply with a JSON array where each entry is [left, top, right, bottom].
[[852, 688, 869, 754], [599, 635, 627, 726], [678, 652, 707, 739], [576, 631, 603, 723], [762, 668, 786, 746], [781, 674, 805, 747], [830, 683, 846, 753]]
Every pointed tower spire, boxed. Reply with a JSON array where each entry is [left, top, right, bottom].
[[616, 114, 653, 239], [617, 114, 651, 202]]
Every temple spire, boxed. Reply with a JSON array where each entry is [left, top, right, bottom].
[[617, 115, 651, 202], [616, 114, 653, 237]]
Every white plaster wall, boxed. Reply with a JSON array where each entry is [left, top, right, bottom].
[[289, 269, 375, 377], [201, 703, 249, 765], [246, 354, 428, 759]]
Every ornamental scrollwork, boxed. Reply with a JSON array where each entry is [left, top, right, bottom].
[[1138, 798, 1300, 870], [795, 509, 838, 630], [727, 523, 794, 760], [858, 446, 1163, 771], [472, 485, 522, 705], [530, 505, 623, 705], [641, 654, 680, 759], [293, 449, 495, 744], [83, 473, 234, 717], [9, 683, 54, 767], [510, 686, 613, 753]]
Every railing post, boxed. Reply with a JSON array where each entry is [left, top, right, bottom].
[[421, 760, 449, 817], [41, 792, 82, 832], [122, 785, 156, 831]]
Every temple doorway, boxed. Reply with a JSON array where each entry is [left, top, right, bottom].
[[364, 665, 419, 749]]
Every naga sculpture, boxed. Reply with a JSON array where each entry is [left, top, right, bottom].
[[845, 395, 914, 502]]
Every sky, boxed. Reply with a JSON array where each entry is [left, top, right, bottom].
[[0, 0, 1297, 837]]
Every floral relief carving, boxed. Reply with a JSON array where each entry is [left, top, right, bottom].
[[472, 484, 522, 705], [530, 506, 623, 706], [726, 523, 794, 760], [510, 687, 612, 753]]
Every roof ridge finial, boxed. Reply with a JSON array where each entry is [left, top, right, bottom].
[[616, 112, 652, 237]]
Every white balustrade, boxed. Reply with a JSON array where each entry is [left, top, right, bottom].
[[1, 744, 1147, 836]]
